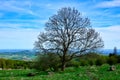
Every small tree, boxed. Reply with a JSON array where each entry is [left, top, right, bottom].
[[35, 7, 104, 71]]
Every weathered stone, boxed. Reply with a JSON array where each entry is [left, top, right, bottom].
[[109, 65, 116, 71]]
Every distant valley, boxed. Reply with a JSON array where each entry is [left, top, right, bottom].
[[0, 49, 36, 61], [0, 49, 120, 60]]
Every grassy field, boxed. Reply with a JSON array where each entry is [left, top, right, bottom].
[[0, 64, 120, 80]]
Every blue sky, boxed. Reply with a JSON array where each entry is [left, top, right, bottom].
[[0, 0, 120, 49]]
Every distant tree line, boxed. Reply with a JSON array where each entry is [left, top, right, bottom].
[[0, 58, 33, 69]]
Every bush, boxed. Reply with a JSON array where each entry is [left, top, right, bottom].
[[77, 52, 104, 66], [95, 57, 106, 66], [0, 59, 6, 69], [107, 56, 118, 65], [0, 58, 32, 69], [96, 58, 103, 66], [34, 53, 60, 71], [80, 60, 89, 66], [117, 55, 120, 63], [88, 59, 95, 66], [66, 59, 80, 68]]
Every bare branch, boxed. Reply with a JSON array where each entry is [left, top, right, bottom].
[[35, 7, 104, 71]]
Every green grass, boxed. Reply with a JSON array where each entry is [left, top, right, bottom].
[[0, 64, 120, 80]]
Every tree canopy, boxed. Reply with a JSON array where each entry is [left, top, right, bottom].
[[35, 7, 104, 71]]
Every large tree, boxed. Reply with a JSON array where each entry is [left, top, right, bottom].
[[35, 7, 104, 71]]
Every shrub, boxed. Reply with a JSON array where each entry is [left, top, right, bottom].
[[88, 59, 95, 66], [80, 60, 89, 66], [34, 53, 60, 71], [66, 59, 80, 68], [78, 52, 104, 66], [95, 58, 103, 66], [107, 56, 118, 65], [0, 58, 7, 69], [95, 57, 106, 66], [96, 57, 106, 66], [0, 58, 32, 69], [117, 55, 120, 63]]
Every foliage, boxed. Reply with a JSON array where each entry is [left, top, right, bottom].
[[34, 53, 60, 71], [108, 51, 119, 65], [66, 59, 80, 68], [107, 56, 118, 65], [78, 52, 105, 66], [80, 59, 89, 66], [88, 59, 95, 66], [0, 58, 32, 69], [95, 56, 107, 66], [117, 55, 120, 63]]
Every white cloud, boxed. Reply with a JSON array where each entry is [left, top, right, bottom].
[[0, 29, 40, 49], [0, 0, 39, 17], [96, 0, 120, 8], [0, 19, 46, 29], [95, 25, 120, 49]]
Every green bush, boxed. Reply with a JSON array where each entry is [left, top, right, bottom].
[[88, 59, 95, 66], [0, 58, 32, 69], [117, 55, 120, 63], [80, 60, 89, 66], [95, 57, 106, 66], [95, 58, 103, 66], [1, 59, 6, 69], [34, 53, 60, 71], [107, 56, 118, 65], [77, 52, 104, 66], [66, 59, 80, 68]]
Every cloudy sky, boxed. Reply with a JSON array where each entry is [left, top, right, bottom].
[[0, 0, 120, 49]]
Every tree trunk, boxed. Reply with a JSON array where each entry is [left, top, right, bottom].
[[61, 51, 66, 71], [61, 47, 68, 71], [61, 61, 66, 71]]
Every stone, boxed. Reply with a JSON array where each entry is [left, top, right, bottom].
[[0, 68, 2, 70], [109, 65, 116, 71]]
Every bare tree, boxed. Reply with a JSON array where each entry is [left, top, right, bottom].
[[35, 7, 104, 71]]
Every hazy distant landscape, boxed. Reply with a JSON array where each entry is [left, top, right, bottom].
[[0, 49, 120, 60], [0, 49, 36, 60]]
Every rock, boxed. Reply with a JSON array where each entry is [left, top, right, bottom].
[[109, 65, 116, 71], [0, 68, 2, 70]]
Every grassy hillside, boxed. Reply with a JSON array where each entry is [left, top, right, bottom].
[[0, 64, 120, 80]]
